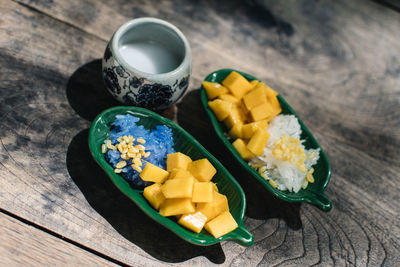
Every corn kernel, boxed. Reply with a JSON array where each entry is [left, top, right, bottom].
[[116, 161, 126, 169], [258, 166, 267, 175], [101, 144, 107, 154], [106, 139, 116, 150], [133, 157, 142, 166], [308, 151, 316, 159], [120, 153, 128, 160], [306, 173, 314, 183], [135, 145, 145, 151], [137, 138, 146, 144], [117, 137, 123, 142], [269, 179, 277, 188], [131, 164, 142, 173], [123, 136, 130, 143], [302, 180, 308, 189], [114, 168, 122, 174], [144, 152, 151, 158], [127, 152, 136, 158]]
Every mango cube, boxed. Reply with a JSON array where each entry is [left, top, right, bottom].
[[249, 102, 273, 122], [159, 198, 195, 217], [208, 99, 232, 121], [222, 71, 253, 99], [264, 83, 279, 98], [247, 128, 270, 155], [178, 211, 207, 233], [167, 152, 192, 171], [202, 81, 228, 99], [250, 79, 259, 88], [223, 106, 246, 129], [187, 158, 216, 182], [143, 183, 165, 210], [243, 83, 267, 110], [196, 192, 229, 222], [228, 123, 243, 139], [168, 168, 194, 180], [161, 177, 195, 198], [140, 162, 169, 183], [266, 94, 282, 121], [242, 120, 268, 139], [192, 182, 214, 203], [232, 138, 255, 160], [204, 211, 238, 238], [218, 94, 240, 105]]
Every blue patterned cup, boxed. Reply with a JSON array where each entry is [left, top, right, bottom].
[[102, 17, 191, 110]]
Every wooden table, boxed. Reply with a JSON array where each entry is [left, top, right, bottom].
[[1, 0, 399, 266]]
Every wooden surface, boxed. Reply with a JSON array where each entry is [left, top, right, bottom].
[[1, 0, 399, 266]]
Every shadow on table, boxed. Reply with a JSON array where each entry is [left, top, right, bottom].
[[66, 59, 120, 121], [66, 129, 225, 264], [66, 59, 178, 122], [177, 89, 302, 230]]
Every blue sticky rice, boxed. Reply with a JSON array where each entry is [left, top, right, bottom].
[[104, 114, 175, 188]]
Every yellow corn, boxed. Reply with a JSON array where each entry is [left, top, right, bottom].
[[133, 157, 142, 166], [143, 152, 151, 158], [308, 151, 316, 159], [258, 166, 267, 175], [117, 137, 123, 142], [114, 168, 122, 174], [101, 144, 107, 154], [116, 161, 127, 169], [121, 153, 128, 160], [135, 145, 145, 151], [106, 139, 116, 150], [123, 136, 130, 143], [269, 179, 278, 188], [137, 138, 146, 144], [302, 180, 308, 189], [127, 152, 136, 158], [131, 164, 142, 173]]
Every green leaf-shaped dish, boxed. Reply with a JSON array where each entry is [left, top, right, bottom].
[[200, 69, 332, 212], [88, 106, 254, 246]]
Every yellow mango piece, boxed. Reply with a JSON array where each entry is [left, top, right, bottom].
[[168, 168, 194, 179], [178, 211, 207, 233], [243, 83, 267, 110], [159, 198, 195, 217], [232, 138, 255, 160], [204, 211, 238, 238], [222, 71, 252, 99], [264, 83, 279, 98], [208, 99, 232, 121], [187, 158, 216, 182], [212, 182, 219, 192], [242, 120, 268, 139], [250, 80, 259, 88], [167, 152, 192, 171], [202, 81, 228, 99], [228, 123, 243, 139], [218, 94, 240, 105], [140, 162, 169, 183], [249, 102, 273, 122], [143, 183, 165, 210], [196, 191, 229, 222], [224, 106, 246, 129], [247, 128, 270, 155], [192, 182, 214, 203], [265, 94, 282, 121], [161, 177, 195, 198]]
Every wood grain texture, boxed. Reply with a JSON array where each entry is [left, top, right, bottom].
[[0, 211, 118, 266], [1, 0, 399, 266]]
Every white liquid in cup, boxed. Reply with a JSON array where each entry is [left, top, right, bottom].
[[119, 41, 181, 74]]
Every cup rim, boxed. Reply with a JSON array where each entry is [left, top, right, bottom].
[[110, 17, 191, 79]]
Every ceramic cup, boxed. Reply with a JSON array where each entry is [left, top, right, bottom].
[[102, 17, 191, 110]]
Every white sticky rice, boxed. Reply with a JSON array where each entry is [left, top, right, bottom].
[[249, 115, 320, 193]]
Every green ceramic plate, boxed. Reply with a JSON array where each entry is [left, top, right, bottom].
[[88, 106, 254, 246], [201, 69, 332, 212]]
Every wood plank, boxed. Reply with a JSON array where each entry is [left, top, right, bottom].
[[0, 0, 399, 266], [0, 210, 118, 266]]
